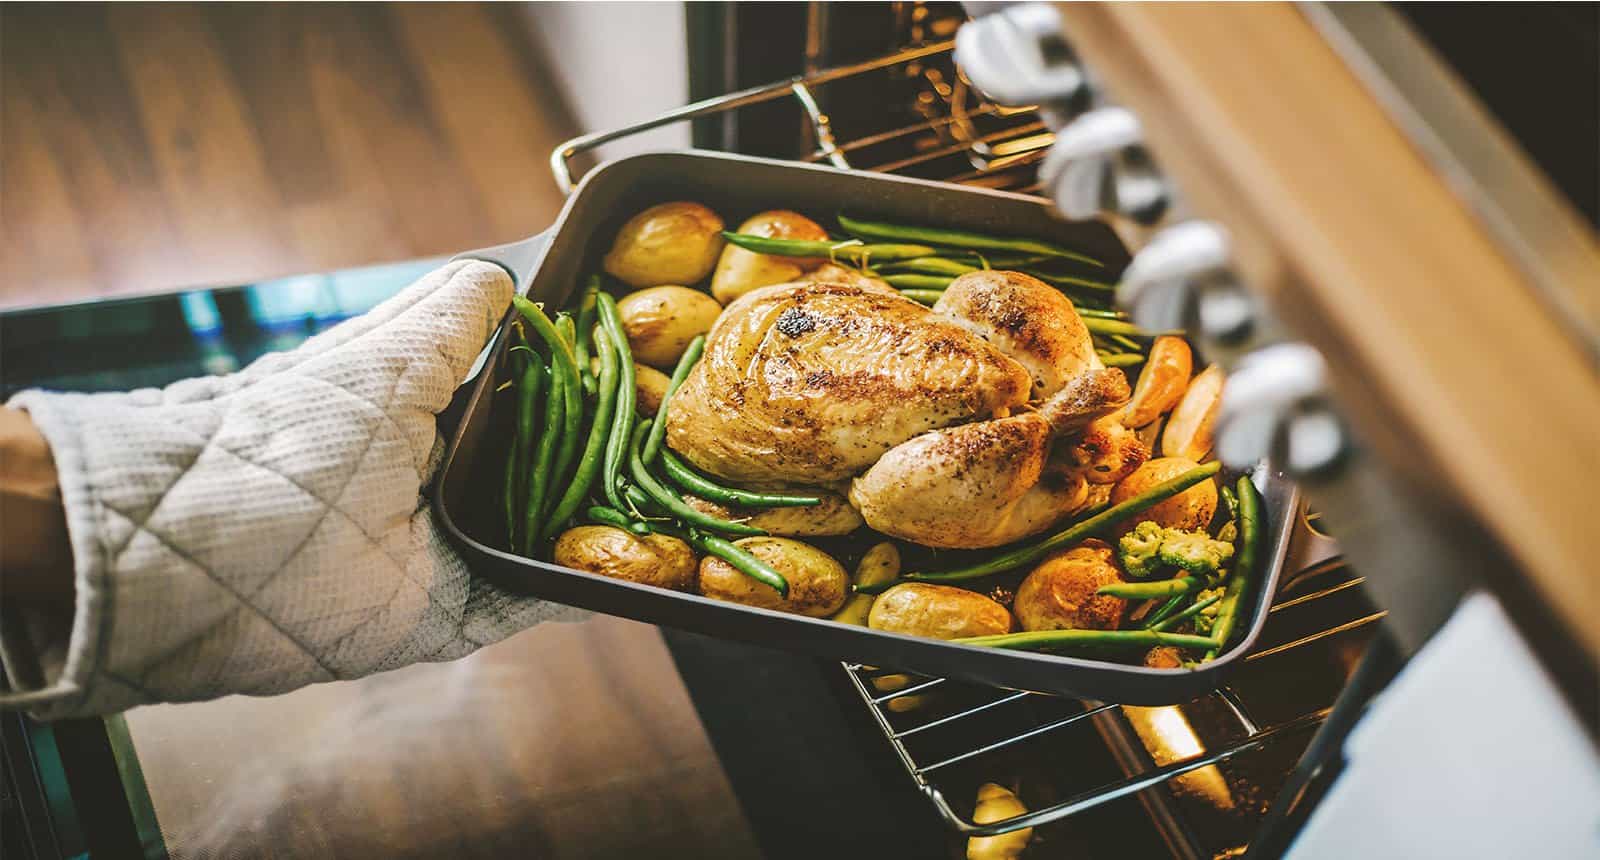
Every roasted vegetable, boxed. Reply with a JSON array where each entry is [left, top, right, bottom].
[[830, 542, 901, 626], [1205, 476, 1263, 657], [966, 783, 1033, 860], [1161, 363, 1224, 461], [553, 525, 697, 591], [867, 583, 1013, 640], [1110, 458, 1218, 535], [1143, 646, 1185, 669], [837, 213, 1102, 268], [1117, 521, 1235, 579], [1123, 335, 1193, 427], [710, 210, 829, 304], [1012, 540, 1127, 632], [698, 537, 849, 617], [603, 201, 726, 288], [616, 285, 723, 369], [683, 490, 862, 537], [633, 362, 672, 416]]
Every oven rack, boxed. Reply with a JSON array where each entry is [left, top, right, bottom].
[[545, 38, 1385, 851], [841, 555, 1382, 840]]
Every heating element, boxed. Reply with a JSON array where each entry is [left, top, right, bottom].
[[549, 37, 1387, 858]]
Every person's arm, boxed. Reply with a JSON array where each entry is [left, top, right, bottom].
[[0, 408, 73, 605]]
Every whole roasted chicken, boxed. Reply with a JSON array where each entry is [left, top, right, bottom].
[[665, 270, 1142, 548]]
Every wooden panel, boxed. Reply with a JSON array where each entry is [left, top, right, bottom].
[[1055, 3, 1600, 658]]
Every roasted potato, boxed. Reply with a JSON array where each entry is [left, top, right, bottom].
[[683, 489, 863, 537], [867, 583, 1013, 640], [1144, 646, 1185, 669], [698, 537, 849, 617], [602, 201, 725, 288], [1111, 457, 1218, 533], [967, 783, 1033, 860], [616, 285, 723, 368], [710, 210, 829, 304], [1161, 364, 1224, 461], [633, 362, 672, 416], [1013, 539, 1127, 632], [1123, 335, 1193, 428], [831, 542, 901, 626], [552, 526, 697, 591], [809, 262, 897, 295]]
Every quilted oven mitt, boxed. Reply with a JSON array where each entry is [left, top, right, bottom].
[[1, 260, 582, 720]]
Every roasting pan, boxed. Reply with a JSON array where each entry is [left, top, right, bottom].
[[434, 150, 1295, 705]]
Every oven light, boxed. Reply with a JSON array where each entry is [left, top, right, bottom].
[[1123, 705, 1236, 810]]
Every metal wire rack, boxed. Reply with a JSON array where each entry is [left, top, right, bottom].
[[548, 39, 1386, 856]]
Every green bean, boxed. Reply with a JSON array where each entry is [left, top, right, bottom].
[[958, 252, 1053, 269], [555, 313, 576, 347], [898, 289, 946, 306], [573, 278, 600, 395], [1109, 333, 1145, 353], [1099, 353, 1146, 368], [1143, 593, 1188, 629], [521, 363, 562, 553], [1149, 593, 1224, 633], [858, 461, 1222, 593], [1024, 270, 1116, 292], [837, 213, 1103, 268], [546, 325, 621, 529], [879, 257, 977, 277], [596, 292, 636, 512], [627, 420, 766, 537], [584, 505, 650, 535], [660, 448, 821, 509], [503, 349, 541, 549], [883, 273, 955, 291], [956, 629, 1216, 653], [1098, 576, 1205, 599], [1082, 318, 1159, 338], [1075, 307, 1127, 320], [1205, 476, 1263, 659], [643, 334, 704, 464], [721, 232, 936, 264], [512, 296, 583, 498], [686, 530, 790, 597]]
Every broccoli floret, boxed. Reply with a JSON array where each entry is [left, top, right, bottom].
[[1117, 522, 1235, 579], [1158, 530, 1235, 575], [1117, 521, 1169, 579], [1192, 587, 1226, 636]]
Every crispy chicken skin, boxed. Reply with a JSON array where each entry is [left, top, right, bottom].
[[850, 370, 1131, 548], [665, 282, 1032, 484], [933, 270, 1102, 399]]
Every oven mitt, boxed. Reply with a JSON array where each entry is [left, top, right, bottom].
[[1, 260, 583, 720]]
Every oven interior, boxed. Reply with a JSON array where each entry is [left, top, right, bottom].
[[548, 5, 1395, 857]]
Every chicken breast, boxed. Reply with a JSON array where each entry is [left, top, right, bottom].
[[850, 370, 1131, 548], [933, 270, 1101, 399], [665, 282, 1032, 484]]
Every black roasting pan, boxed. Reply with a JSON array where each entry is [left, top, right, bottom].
[[434, 150, 1295, 705]]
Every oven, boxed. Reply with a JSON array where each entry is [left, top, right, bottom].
[[3, 4, 1593, 859]]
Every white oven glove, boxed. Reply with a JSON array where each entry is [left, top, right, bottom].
[[1, 260, 582, 720]]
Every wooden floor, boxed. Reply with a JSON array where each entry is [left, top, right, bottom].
[[5, 5, 761, 857], [2, 3, 579, 308]]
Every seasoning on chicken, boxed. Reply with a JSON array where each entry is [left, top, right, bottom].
[[664, 282, 1032, 484]]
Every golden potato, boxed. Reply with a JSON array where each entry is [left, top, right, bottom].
[[1111, 457, 1218, 533], [1123, 336, 1193, 428], [867, 583, 1013, 640], [710, 210, 829, 304], [616, 286, 723, 368], [698, 537, 848, 617], [1144, 646, 1184, 669], [1161, 364, 1224, 462], [682, 489, 863, 537], [967, 783, 1032, 860], [552, 526, 697, 591], [1013, 540, 1128, 632], [633, 362, 672, 416], [831, 542, 901, 626], [602, 201, 725, 288]]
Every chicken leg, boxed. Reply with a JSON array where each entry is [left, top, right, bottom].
[[849, 369, 1132, 548]]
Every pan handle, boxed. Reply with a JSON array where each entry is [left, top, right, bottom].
[[450, 231, 552, 295]]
